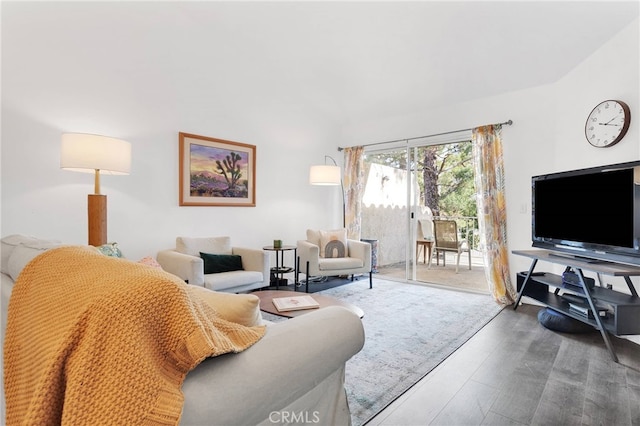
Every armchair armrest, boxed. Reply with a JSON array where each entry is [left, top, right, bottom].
[[232, 246, 270, 278], [297, 240, 320, 275], [156, 249, 205, 286], [347, 239, 372, 271], [181, 306, 365, 425]]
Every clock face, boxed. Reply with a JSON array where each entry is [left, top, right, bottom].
[[585, 100, 631, 148]]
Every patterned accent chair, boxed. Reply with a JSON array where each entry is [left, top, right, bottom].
[[296, 229, 372, 292]]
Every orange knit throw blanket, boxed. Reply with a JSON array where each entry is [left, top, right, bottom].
[[4, 246, 265, 425]]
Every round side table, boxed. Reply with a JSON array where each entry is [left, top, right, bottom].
[[262, 245, 297, 290]]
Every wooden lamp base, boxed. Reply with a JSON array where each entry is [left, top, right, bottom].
[[88, 194, 107, 247]]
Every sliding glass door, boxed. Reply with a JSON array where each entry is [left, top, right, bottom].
[[361, 147, 413, 282], [361, 137, 487, 292]]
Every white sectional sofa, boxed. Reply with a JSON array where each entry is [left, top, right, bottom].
[[1, 235, 365, 425]]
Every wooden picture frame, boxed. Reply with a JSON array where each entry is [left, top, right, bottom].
[[179, 132, 256, 206]]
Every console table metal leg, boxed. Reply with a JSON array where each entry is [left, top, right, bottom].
[[624, 276, 639, 297], [595, 318, 619, 362], [577, 269, 619, 362], [514, 259, 538, 310]]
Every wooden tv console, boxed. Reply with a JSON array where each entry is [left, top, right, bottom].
[[513, 249, 640, 362]]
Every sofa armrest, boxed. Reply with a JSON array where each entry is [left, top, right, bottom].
[[232, 247, 268, 274], [232, 246, 270, 286], [181, 306, 365, 425], [297, 240, 320, 275], [347, 239, 372, 271], [156, 249, 205, 286]]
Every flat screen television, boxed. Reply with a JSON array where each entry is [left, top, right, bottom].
[[532, 160, 640, 265]]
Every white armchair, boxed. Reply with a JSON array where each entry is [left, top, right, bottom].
[[157, 236, 269, 293], [297, 229, 372, 292]]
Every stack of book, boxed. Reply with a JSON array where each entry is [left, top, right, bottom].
[[272, 295, 320, 312], [568, 301, 607, 319]]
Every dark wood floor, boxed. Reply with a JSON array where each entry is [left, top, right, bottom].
[[367, 303, 640, 426]]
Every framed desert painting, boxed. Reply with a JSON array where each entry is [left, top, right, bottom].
[[179, 132, 256, 206]]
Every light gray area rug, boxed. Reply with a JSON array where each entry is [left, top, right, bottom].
[[262, 279, 504, 426], [325, 279, 504, 426]]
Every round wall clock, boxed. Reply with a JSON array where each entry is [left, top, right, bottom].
[[585, 100, 631, 148]]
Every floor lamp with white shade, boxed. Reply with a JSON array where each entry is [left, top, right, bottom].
[[61, 133, 131, 246], [309, 155, 345, 228]]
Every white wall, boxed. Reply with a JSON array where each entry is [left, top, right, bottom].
[[340, 18, 640, 285], [1, 3, 638, 276], [1, 1, 350, 262], [340, 82, 557, 268], [1, 108, 346, 261]]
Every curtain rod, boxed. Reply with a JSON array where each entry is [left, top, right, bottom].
[[337, 119, 513, 151]]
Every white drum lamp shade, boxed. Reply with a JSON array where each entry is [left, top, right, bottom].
[[309, 156, 345, 227], [61, 133, 131, 246], [61, 133, 131, 177], [309, 165, 341, 186]]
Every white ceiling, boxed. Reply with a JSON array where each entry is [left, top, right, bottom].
[[2, 1, 639, 126]]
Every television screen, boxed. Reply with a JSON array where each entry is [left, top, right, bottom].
[[532, 161, 640, 264]]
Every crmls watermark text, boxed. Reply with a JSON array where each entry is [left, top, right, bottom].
[[269, 410, 321, 424]]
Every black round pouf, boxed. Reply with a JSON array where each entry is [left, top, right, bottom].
[[537, 307, 596, 333]]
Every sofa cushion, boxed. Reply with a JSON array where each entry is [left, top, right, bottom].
[[306, 229, 322, 247], [200, 252, 244, 274], [203, 270, 264, 292], [537, 307, 595, 333], [96, 243, 123, 258], [318, 256, 364, 271], [2, 235, 62, 280], [1, 235, 61, 275], [176, 236, 232, 257], [137, 256, 163, 269], [188, 286, 263, 327], [319, 229, 347, 258]]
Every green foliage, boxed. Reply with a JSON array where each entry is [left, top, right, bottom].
[[364, 141, 476, 219], [432, 142, 476, 218]]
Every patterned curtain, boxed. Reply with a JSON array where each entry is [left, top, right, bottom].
[[343, 146, 365, 240], [472, 125, 517, 304]]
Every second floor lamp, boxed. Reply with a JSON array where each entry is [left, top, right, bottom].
[[309, 155, 345, 228]]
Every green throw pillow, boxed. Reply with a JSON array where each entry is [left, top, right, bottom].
[[200, 252, 244, 274]]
